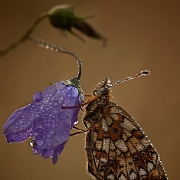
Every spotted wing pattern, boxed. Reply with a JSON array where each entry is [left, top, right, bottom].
[[84, 99, 168, 180]]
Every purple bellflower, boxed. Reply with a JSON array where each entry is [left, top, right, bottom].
[[2, 77, 84, 164]]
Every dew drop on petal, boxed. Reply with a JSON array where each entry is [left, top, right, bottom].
[[80, 93, 84, 102], [71, 87, 78, 97], [51, 123, 56, 128], [47, 142, 52, 146], [53, 100, 59, 107], [36, 140, 45, 147], [45, 138, 50, 142], [33, 92, 42, 102], [74, 120, 78, 125], [47, 134, 51, 138], [30, 139, 36, 147], [49, 129, 54, 135], [33, 132, 38, 136], [36, 121, 43, 128], [43, 99, 49, 104], [53, 110, 59, 114], [59, 97, 63, 101], [58, 113, 65, 120], [32, 147, 38, 154]]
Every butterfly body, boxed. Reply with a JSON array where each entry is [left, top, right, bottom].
[[83, 77, 168, 180]]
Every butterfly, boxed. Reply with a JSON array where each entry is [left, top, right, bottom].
[[81, 70, 168, 180]]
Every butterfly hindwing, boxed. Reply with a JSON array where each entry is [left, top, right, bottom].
[[84, 100, 168, 180]]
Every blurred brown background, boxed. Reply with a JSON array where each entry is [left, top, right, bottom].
[[0, 0, 179, 179]]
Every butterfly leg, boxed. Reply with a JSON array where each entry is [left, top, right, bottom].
[[70, 126, 88, 136], [70, 125, 94, 136], [73, 125, 87, 132], [70, 131, 85, 136], [62, 95, 99, 109]]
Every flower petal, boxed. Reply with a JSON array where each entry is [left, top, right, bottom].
[[52, 144, 65, 164], [31, 82, 83, 163], [2, 102, 39, 143], [6, 127, 32, 143], [2, 80, 84, 164]]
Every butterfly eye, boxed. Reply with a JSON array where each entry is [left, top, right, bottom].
[[93, 90, 98, 95], [99, 87, 109, 95], [93, 88, 109, 96]]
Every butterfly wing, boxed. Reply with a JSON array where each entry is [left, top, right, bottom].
[[85, 101, 168, 180]]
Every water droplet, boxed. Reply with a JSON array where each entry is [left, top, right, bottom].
[[45, 45, 49, 49], [33, 132, 38, 136], [49, 130, 54, 135], [51, 119, 55, 123], [46, 138, 50, 142], [71, 87, 78, 97], [32, 147, 38, 154], [80, 93, 84, 102], [35, 121, 43, 128], [56, 122, 59, 126], [53, 110, 59, 114], [15, 122, 19, 126], [58, 114, 65, 120], [43, 99, 49, 104], [30, 139, 36, 147], [52, 123, 55, 128], [36, 139, 45, 147], [45, 107, 49, 111], [53, 100, 59, 106], [59, 97, 63, 101], [33, 92, 42, 102]]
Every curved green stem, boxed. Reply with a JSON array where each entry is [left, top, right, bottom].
[[0, 12, 49, 58]]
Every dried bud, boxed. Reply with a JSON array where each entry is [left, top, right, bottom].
[[48, 5, 85, 31], [48, 5, 106, 44], [73, 21, 107, 45]]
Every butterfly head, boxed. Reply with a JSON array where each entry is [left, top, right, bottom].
[[93, 77, 112, 97], [92, 70, 150, 98]]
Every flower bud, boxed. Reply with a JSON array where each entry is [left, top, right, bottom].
[[48, 5, 84, 31], [48, 4, 106, 44]]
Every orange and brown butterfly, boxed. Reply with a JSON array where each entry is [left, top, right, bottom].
[[81, 70, 168, 180]]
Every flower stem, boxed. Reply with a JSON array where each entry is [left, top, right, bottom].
[[29, 34, 82, 80], [0, 12, 48, 58]]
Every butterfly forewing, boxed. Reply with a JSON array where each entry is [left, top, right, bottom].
[[83, 79, 168, 180]]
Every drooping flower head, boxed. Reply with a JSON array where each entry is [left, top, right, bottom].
[[2, 41, 84, 164]]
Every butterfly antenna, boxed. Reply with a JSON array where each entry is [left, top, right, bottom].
[[29, 34, 82, 80], [111, 70, 150, 87]]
